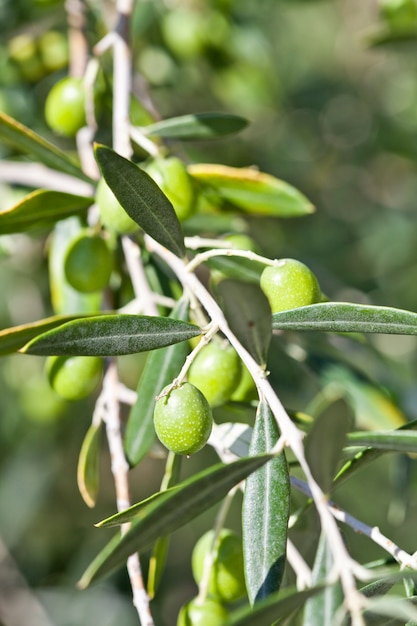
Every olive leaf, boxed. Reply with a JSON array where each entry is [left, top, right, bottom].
[[243, 401, 290, 605], [0, 111, 90, 180], [143, 112, 249, 140], [0, 189, 92, 234], [22, 315, 202, 356], [95, 145, 186, 258]]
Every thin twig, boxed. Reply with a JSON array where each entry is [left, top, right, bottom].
[[0, 162, 94, 195], [103, 362, 154, 626]]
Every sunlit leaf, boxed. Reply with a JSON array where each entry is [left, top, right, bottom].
[[188, 163, 314, 217], [305, 399, 353, 494], [0, 190, 92, 234], [303, 533, 343, 625], [95, 145, 185, 258], [143, 112, 249, 140], [22, 315, 202, 356], [272, 302, 417, 335], [78, 454, 272, 587], [124, 299, 191, 467], [0, 111, 89, 180], [77, 421, 102, 508], [216, 279, 272, 366], [243, 401, 290, 605]]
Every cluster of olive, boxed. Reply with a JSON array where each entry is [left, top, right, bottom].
[[153, 259, 321, 457], [177, 528, 246, 625]]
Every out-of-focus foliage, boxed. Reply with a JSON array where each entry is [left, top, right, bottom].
[[2, 1, 417, 625]]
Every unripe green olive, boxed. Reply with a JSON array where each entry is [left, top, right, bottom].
[[187, 341, 242, 408], [192, 529, 246, 603], [46, 355, 103, 400], [177, 597, 228, 626], [260, 258, 321, 313], [221, 233, 258, 252], [64, 231, 113, 293], [44, 76, 85, 137], [96, 178, 139, 235], [230, 364, 257, 403], [153, 382, 213, 455], [145, 156, 196, 221]]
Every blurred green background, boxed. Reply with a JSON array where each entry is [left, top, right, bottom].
[[2, 0, 417, 624]]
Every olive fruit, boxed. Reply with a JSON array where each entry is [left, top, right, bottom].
[[187, 341, 241, 408], [44, 76, 85, 137], [191, 529, 246, 603], [64, 231, 113, 293], [96, 178, 138, 235], [153, 382, 213, 455], [145, 156, 196, 221], [260, 258, 321, 313], [222, 233, 258, 252], [177, 597, 228, 626], [46, 355, 102, 400], [230, 364, 257, 403]]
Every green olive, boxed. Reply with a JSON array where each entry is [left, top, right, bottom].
[[145, 156, 196, 221], [191, 529, 246, 603], [187, 341, 242, 408], [177, 597, 228, 626], [96, 178, 139, 235], [64, 231, 113, 293], [44, 76, 85, 137], [230, 364, 257, 403], [46, 355, 103, 400], [153, 382, 213, 455], [260, 258, 321, 313]]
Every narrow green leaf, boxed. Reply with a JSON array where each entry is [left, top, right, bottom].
[[224, 584, 326, 626], [243, 402, 290, 605], [77, 421, 102, 508], [124, 299, 191, 466], [0, 313, 98, 356], [144, 112, 249, 140], [334, 419, 417, 489], [188, 163, 314, 217], [346, 430, 417, 454], [272, 302, 417, 335], [78, 454, 272, 587], [0, 111, 89, 180], [0, 189, 92, 234], [303, 533, 343, 625], [94, 145, 185, 258], [22, 315, 202, 356], [305, 399, 353, 494], [216, 279, 272, 366]]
